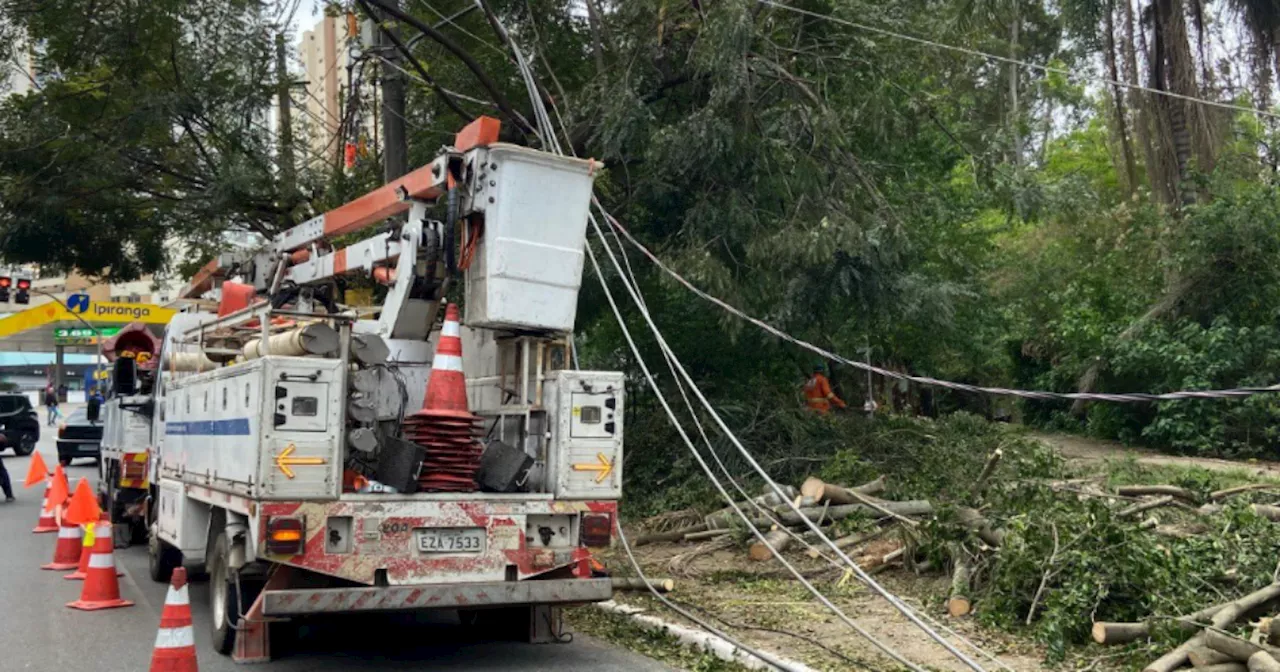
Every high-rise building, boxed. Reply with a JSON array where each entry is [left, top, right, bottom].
[[299, 15, 351, 166]]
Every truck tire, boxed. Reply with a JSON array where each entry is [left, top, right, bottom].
[[209, 532, 240, 655], [148, 523, 181, 583]]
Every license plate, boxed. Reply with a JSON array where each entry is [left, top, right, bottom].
[[416, 528, 486, 554]]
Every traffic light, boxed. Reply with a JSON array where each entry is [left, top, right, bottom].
[[14, 278, 30, 305], [0, 276, 12, 303]]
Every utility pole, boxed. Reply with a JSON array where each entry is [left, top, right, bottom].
[[275, 33, 297, 198], [377, 1, 408, 181]]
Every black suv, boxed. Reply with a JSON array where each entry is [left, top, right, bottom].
[[0, 394, 39, 455]]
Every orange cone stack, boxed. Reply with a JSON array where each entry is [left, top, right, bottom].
[[150, 567, 197, 672], [403, 303, 482, 492], [67, 513, 133, 611], [31, 480, 58, 533], [42, 513, 83, 570], [65, 516, 121, 580]]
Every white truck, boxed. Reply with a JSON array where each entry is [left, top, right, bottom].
[[112, 117, 624, 662]]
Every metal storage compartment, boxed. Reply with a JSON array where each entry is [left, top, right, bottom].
[[463, 144, 600, 333]]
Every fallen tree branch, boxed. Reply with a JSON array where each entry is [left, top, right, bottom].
[[612, 577, 674, 592], [1211, 484, 1278, 501], [683, 529, 729, 542], [1117, 485, 1198, 501], [947, 544, 974, 617], [1025, 522, 1060, 625], [1144, 583, 1280, 671], [1250, 650, 1280, 672], [635, 523, 708, 546], [748, 528, 793, 562], [1205, 627, 1280, 662], [1118, 495, 1176, 518], [973, 448, 1003, 496], [756, 500, 932, 528], [956, 507, 1007, 547]]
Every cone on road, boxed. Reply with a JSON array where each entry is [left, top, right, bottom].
[[45, 464, 69, 513], [67, 513, 133, 611], [64, 477, 101, 526], [150, 567, 197, 672], [31, 480, 58, 533], [42, 512, 83, 570], [65, 516, 121, 580], [23, 451, 48, 487]]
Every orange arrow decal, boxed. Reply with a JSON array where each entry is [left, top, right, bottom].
[[572, 453, 614, 483], [275, 444, 326, 479]]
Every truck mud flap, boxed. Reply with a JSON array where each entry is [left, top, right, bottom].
[[261, 578, 611, 616]]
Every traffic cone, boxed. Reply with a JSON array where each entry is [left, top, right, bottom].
[[421, 303, 472, 418], [31, 480, 58, 533], [23, 450, 48, 487], [65, 516, 121, 580], [42, 511, 83, 570], [64, 477, 101, 526], [67, 513, 133, 611], [150, 567, 197, 671], [45, 464, 69, 513], [405, 303, 483, 492]]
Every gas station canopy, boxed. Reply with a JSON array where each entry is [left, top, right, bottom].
[[0, 295, 175, 354]]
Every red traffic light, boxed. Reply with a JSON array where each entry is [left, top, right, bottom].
[[16, 278, 30, 290], [0, 277, 11, 289]]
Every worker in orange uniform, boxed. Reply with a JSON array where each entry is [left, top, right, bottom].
[[804, 364, 847, 414]]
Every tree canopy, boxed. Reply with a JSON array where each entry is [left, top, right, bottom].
[[3, 0, 1280, 454]]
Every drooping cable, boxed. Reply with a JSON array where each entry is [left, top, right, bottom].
[[585, 240, 929, 672], [755, 0, 1280, 121]]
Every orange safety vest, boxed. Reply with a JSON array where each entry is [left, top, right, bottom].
[[804, 373, 846, 414]]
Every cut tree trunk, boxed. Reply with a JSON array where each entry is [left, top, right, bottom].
[[1253, 505, 1280, 522], [1189, 646, 1238, 666], [799, 475, 886, 504], [1251, 651, 1280, 672], [1205, 628, 1280, 662], [947, 552, 974, 617], [635, 523, 708, 546], [808, 527, 891, 559], [1199, 664, 1248, 672], [1144, 583, 1280, 671], [1117, 485, 1197, 501], [748, 529, 793, 562], [1092, 621, 1152, 645], [611, 577, 674, 592]]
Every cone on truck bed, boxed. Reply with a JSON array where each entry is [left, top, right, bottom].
[[406, 303, 483, 493]]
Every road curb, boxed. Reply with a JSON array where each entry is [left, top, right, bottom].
[[593, 600, 821, 672]]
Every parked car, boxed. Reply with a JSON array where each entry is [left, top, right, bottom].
[[57, 407, 102, 465], [0, 393, 39, 456]]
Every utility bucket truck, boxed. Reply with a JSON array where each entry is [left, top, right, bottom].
[[106, 117, 623, 662]]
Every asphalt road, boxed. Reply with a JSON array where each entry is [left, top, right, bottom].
[[0, 426, 670, 671]]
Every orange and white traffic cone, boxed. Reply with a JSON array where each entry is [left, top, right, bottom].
[[404, 303, 483, 492], [150, 567, 197, 672], [42, 511, 82, 570], [65, 515, 121, 580], [66, 515, 133, 611], [31, 480, 58, 533]]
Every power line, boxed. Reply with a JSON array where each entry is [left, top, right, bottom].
[[604, 211, 1280, 403], [755, 0, 1280, 121]]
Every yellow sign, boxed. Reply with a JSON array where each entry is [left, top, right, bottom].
[[274, 444, 327, 479], [0, 300, 176, 340], [572, 452, 614, 483]]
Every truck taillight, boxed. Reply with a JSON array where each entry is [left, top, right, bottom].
[[266, 516, 306, 555], [581, 513, 612, 548]]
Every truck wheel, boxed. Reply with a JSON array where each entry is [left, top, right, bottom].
[[209, 532, 240, 655], [148, 523, 181, 583]]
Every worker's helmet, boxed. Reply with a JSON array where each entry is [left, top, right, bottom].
[[813, 363, 825, 373]]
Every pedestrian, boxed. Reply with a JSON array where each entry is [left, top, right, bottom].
[[0, 433, 13, 502], [803, 363, 847, 415], [87, 386, 105, 421], [44, 385, 60, 427]]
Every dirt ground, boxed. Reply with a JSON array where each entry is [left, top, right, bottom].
[[1032, 431, 1280, 478], [610, 432, 1280, 671]]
